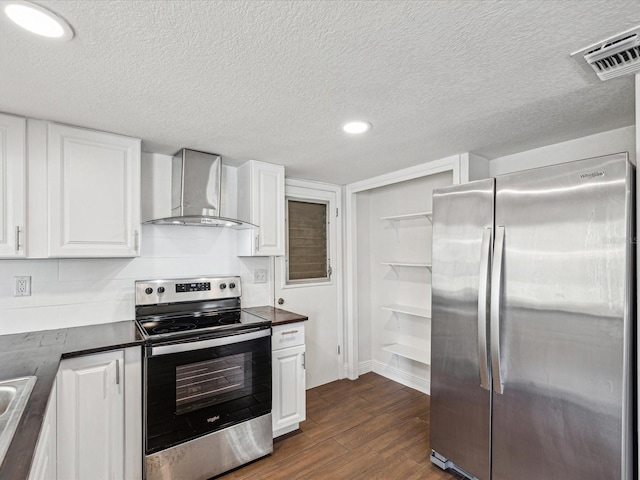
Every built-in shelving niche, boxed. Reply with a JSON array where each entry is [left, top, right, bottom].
[[355, 171, 453, 394]]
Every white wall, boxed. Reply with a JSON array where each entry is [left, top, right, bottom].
[[490, 126, 635, 176], [0, 153, 270, 335]]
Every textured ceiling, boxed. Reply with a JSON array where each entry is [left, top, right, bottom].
[[0, 0, 636, 184]]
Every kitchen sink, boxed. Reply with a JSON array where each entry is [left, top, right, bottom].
[[0, 386, 17, 417], [0, 376, 37, 466]]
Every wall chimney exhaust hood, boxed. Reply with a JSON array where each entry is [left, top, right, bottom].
[[144, 149, 255, 228]]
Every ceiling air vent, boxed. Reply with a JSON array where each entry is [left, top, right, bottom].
[[571, 26, 640, 81]]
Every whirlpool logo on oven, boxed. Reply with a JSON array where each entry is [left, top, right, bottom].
[[207, 415, 221, 423]]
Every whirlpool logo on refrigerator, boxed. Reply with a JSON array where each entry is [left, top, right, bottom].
[[207, 415, 220, 423], [580, 171, 605, 179]]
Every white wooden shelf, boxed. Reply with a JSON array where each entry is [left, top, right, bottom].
[[382, 262, 432, 270], [381, 211, 432, 222], [382, 343, 430, 365], [381, 304, 431, 318]]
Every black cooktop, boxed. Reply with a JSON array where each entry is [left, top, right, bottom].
[[136, 309, 271, 341], [137, 310, 242, 336]]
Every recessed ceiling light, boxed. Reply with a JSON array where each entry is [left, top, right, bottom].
[[4, 1, 74, 41], [343, 121, 372, 134]]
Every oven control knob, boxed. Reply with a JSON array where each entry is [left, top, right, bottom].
[[219, 283, 227, 290], [157, 286, 165, 294], [229, 282, 236, 289], [145, 287, 153, 295]]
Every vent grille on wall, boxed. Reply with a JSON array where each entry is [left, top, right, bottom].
[[571, 26, 640, 81]]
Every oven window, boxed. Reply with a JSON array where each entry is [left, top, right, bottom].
[[176, 353, 248, 414]]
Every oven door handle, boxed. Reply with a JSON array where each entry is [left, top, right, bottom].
[[149, 328, 271, 357]]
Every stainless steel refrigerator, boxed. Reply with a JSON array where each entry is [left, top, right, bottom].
[[429, 153, 635, 480]]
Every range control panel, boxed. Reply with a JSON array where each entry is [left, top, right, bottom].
[[176, 282, 211, 293], [135, 276, 241, 306]]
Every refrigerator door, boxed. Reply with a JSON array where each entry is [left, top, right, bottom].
[[430, 178, 494, 480], [492, 153, 634, 480]]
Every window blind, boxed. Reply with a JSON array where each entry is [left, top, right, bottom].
[[287, 200, 328, 282]]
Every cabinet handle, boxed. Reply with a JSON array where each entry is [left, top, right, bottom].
[[281, 330, 299, 335], [134, 230, 139, 252], [116, 359, 120, 385], [255, 235, 259, 253], [302, 352, 305, 369], [15, 226, 21, 252]]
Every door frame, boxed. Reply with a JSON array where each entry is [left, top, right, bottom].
[[276, 178, 346, 380]]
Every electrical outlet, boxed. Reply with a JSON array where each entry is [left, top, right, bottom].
[[14, 276, 31, 296], [253, 269, 267, 284]]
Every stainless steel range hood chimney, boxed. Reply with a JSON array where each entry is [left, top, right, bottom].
[[144, 149, 254, 228]]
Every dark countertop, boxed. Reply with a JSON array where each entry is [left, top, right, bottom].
[[0, 321, 143, 480], [242, 306, 308, 326]]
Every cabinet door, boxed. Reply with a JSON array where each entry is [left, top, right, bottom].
[[0, 113, 26, 258], [272, 344, 306, 435], [57, 350, 125, 480], [254, 162, 284, 255], [29, 380, 57, 480], [238, 161, 285, 256], [48, 123, 141, 257]]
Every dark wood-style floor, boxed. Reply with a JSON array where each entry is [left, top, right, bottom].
[[218, 372, 465, 479]]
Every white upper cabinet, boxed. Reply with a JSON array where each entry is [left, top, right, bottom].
[[0, 113, 26, 258], [47, 123, 141, 257], [237, 160, 285, 256]]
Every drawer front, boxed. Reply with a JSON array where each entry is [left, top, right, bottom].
[[272, 323, 305, 350]]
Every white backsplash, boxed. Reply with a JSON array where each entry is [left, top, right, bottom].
[[0, 224, 271, 335]]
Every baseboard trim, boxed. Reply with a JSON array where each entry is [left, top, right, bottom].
[[371, 360, 430, 394], [358, 360, 373, 375]]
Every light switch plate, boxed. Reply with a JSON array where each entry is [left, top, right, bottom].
[[14, 276, 31, 296], [253, 269, 267, 284]]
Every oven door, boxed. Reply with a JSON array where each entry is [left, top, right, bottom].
[[145, 327, 272, 454]]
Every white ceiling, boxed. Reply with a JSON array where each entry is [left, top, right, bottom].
[[0, 0, 636, 184]]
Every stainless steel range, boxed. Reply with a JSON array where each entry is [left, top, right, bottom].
[[135, 276, 273, 480]]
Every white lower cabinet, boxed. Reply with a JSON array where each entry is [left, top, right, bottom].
[[28, 380, 57, 480], [55, 347, 142, 480], [272, 323, 306, 438]]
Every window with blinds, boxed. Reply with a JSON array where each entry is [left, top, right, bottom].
[[286, 199, 329, 284]]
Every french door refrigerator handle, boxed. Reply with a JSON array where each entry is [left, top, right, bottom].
[[477, 227, 492, 390], [491, 225, 505, 394]]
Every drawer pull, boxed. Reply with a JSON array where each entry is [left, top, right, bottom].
[[280, 330, 299, 335]]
